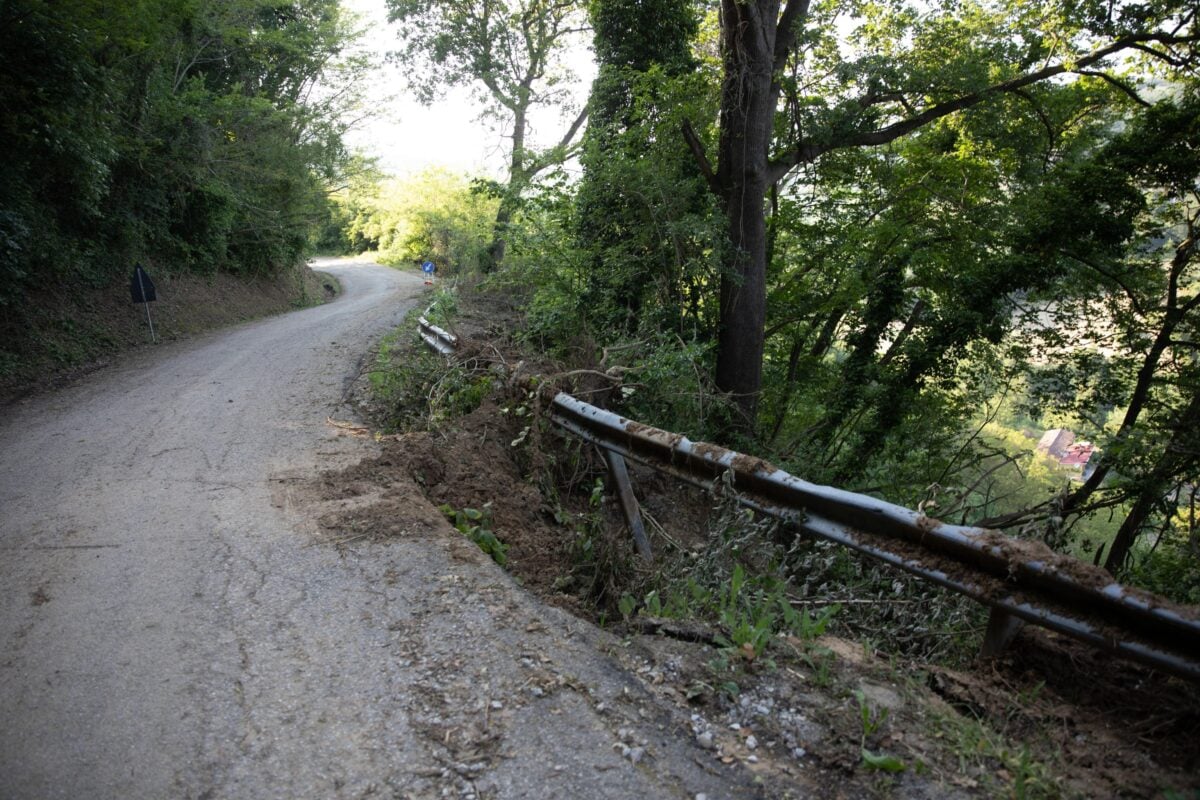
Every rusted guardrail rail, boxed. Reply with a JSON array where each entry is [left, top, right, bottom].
[[418, 305, 457, 355], [417, 324, 1200, 681], [548, 395, 1200, 681]]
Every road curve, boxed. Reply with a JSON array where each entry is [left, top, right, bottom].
[[0, 261, 425, 797], [1, 260, 764, 800]]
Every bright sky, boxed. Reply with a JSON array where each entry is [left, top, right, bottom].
[[339, 0, 595, 180]]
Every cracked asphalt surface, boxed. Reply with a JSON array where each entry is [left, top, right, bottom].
[[0, 260, 762, 799]]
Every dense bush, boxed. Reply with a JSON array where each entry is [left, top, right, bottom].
[[0, 0, 362, 321]]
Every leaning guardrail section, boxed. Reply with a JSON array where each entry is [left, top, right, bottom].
[[418, 305, 457, 355], [419, 322, 1200, 682], [547, 394, 1200, 681]]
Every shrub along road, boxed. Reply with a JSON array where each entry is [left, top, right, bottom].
[[0, 260, 774, 799]]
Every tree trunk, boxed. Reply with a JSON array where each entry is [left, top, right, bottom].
[[712, 0, 785, 425], [714, 177, 770, 423], [1104, 388, 1200, 571], [486, 198, 515, 271], [484, 102, 529, 272]]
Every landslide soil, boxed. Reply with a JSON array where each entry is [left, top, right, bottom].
[[316, 284, 1200, 799]]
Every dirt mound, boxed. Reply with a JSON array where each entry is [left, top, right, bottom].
[[323, 398, 591, 608]]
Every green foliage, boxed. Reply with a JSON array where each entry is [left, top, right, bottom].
[[440, 503, 508, 565], [385, 0, 583, 111], [557, 473, 633, 607], [712, 565, 779, 659], [385, 0, 589, 270], [377, 0, 1199, 661], [706, 563, 837, 660], [760, 69, 1123, 481], [861, 749, 906, 773], [1163, 790, 1200, 800], [0, 0, 364, 344], [575, 0, 717, 334], [368, 301, 492, 432], [855, 689, 889, 738], [785, 535, 988, 664], [372, 347, 492, 431], [326, 169, 499, 271], [854, 681, 907, 773], [1125, 517, 1200, 605], [485, 0, 729, 445], [617, 503, 841, 664], [929, 706, 1059, 798]]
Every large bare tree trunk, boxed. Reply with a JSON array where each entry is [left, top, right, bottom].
[[711, 0, 793, 425], [714, 175, 770, 422]]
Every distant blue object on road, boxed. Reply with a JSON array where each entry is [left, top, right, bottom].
[[421, 260, 435, 274]]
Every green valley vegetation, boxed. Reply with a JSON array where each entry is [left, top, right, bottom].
[[0, 0, 366, 378], [315, 167, 499, 273], [329, 0, 1200, 608]]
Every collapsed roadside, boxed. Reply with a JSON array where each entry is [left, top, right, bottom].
[[319, 279, 1200, 799]]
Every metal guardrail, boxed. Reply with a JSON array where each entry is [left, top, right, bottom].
[[547, 395, 1200, 681], [418, 305, 457, 355], [417, 323, 1200, 681]]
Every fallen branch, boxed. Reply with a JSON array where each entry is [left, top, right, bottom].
[[621, 616, 722, 647]]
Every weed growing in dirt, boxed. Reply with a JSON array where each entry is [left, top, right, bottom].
[[927, 704, 1059, 798], [854, 690, 907, 773], [440, 503, 508, 566], [801, 646, 836, 687], [422, 286, 458, 325], [553, 474, 636, 609], [616, 489, 841, 679]]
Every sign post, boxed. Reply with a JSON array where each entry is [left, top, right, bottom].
[[130, 263, 158, 343], [421, 260, 435, 286]]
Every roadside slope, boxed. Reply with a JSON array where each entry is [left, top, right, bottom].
[[0, 262, 337, 405]]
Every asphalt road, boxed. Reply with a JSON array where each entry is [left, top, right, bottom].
[[0, 261, 427, 797], [0, 260, 758, 800]]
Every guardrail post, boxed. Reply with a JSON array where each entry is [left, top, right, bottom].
[[979, 607, 1025, 658], [601, 448, 653, 561]]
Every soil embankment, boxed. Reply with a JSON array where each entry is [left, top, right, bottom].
[[0, 260, 338, 405]]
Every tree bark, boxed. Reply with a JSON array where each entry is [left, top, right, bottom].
[[712, 0, 796, 425], [485, 99, 529, 272], [1104, 388, 1200, 570]]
